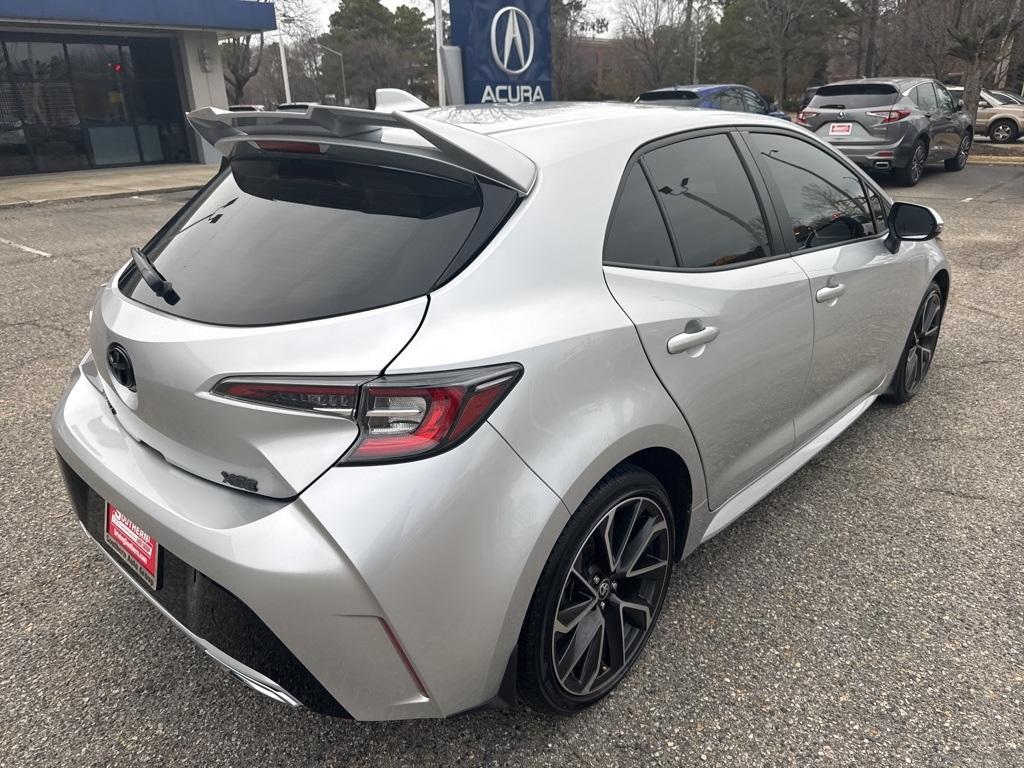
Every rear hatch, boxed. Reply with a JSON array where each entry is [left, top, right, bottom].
[[92, 138, 518, 498], [800, 83, 903, 145]]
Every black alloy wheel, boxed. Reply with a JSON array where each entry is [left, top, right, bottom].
[[944, 133, 971, 171], [518, 467, 674, 713], [896, 140, 927, 187], [887, 281, 945, 403]]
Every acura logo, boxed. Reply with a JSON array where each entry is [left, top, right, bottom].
[[490, 6, 534, 75], [106, 343, 136, 392]]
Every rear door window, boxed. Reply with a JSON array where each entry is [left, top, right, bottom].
[[121, 156, 514, 326], [810, 84, 899, 109], [643, 133, 770, 268], [934, 83, 955, 112], [912, 84, 938, 112]]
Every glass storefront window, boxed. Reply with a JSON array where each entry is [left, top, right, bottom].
[[65, 42, 127, 78], [5, 41, 68, 80], [0, 34, 189, 176]]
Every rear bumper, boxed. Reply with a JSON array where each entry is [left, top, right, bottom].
[[53, 368, 568, 720], [829, 137, 912, 169]]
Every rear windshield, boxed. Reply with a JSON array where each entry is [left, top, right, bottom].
[[638, 90, 700, 106], [809, 84, 899, 109], [121, 155, 514, 326]]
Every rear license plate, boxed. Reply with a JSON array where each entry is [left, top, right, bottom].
[[104, 503, 159, 589], [829, 122, 853, 136]]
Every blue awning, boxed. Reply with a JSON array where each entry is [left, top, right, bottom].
[[0, 0, 277, 34]]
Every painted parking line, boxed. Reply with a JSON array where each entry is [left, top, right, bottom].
[[0, 236, 51, 257]]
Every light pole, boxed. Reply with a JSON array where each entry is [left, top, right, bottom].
[[434, 0, 446, 106], [278, 15, 295, 104], [314, 42, 348, 105]]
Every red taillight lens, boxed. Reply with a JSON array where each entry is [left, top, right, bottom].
[[796, 111, 817, 125], [212, 379, 362, 415], [210, 364, 522, 463], [345, 365, 522, 462], [866, 109, 912, 124]]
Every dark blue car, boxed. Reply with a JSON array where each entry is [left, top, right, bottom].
[[635, 84, 790, 121]]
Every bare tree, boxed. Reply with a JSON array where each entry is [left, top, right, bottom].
[[220, 0, 320, 105], [750, 0, 814, 105], [618, 0, 685, 88], [552, 0, 609, 98], [949, 0, 1024, 121]]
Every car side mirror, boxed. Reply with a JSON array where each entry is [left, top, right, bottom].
[[956, 98, 964, 111], [885, 202, 943, 253]]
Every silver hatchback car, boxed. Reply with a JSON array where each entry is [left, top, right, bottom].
[[53, 98, 950, 720]]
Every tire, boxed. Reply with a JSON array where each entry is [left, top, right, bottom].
[[517, 465, 675, 714], [884, 281, 945, 404], [988, 119, 1019, 144], [944, 133, 971, 171], [894, 139, 927, 186]]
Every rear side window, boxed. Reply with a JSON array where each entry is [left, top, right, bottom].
[[810, 83, 899, 109], [643, 134, 770, 268], [749, 132, 874, 249], [121, 156, 515, 326], [741, 89, 767, 114], [604, 164, 676, 269]]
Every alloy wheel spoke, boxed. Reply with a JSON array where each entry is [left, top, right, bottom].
[[905, 347, 919, 390], [578, 618, 605, 693], [555, 609, 603, 684], [614, 595, 652, 631], [555, 595, 598, 635], [603, 601, 627, 670], [618, 516, 668, 579]]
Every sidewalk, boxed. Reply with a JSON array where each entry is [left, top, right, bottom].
[[0, 163, 217, 209]]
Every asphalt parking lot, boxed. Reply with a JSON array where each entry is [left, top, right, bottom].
[[1, 162, 1022, 767]]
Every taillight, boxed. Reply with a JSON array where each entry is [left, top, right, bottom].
[[345, 364, 522, 462], [796, 111, 817, 125], [211, 364, 522, 463], [212, 379, 363, 416], [866, 109, 912, 124]]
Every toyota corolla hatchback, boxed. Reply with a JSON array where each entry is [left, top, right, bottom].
[[53, 97, 950, 720]]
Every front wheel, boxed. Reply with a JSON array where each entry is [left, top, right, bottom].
[[894, 140, 927, 186], [517, 466, 675, 714], [944, 133, 971, 171], [989, 119, 1019, 144], [885, 281, 945, 403]]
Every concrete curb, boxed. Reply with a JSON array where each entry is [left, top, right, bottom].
[[0, 184, 205, 211]]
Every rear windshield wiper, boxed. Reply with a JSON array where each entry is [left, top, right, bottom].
[[131, 246, 180, 305]]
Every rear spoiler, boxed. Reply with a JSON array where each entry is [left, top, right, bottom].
[[186, 103, 537, 195]]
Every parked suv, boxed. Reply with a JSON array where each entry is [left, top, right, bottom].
[[947, 86, 1024, 144], [636, 84, 789, 120], [798, 78, 973, 186]]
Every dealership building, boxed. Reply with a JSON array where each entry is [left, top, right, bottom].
[[0, 0, 276, 176]]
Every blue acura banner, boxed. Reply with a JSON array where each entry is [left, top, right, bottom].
[[450, 0, 552, 104]]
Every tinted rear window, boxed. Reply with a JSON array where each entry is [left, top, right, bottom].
[[638, 91, 700, 106], [121, 156, 511, 326], [810, 83, 899, 109]]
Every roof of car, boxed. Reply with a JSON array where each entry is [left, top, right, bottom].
[[824, 77, 930, 88], [640, 84, 743, 95], [414, 101, 788, 165]]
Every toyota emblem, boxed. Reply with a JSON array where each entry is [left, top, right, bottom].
[[106, 343, 136, 391], [838, 110, 846, 119]]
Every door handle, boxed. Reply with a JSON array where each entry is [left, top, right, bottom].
[[667, 324, 719, 354], [815, 282, 847, 303]]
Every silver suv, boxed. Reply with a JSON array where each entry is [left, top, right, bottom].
[[798, 78, 974, 186], [53, 98, 950, 720]]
